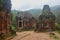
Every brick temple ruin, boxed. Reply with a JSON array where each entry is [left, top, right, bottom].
[[16, 11, 35, 30], [16, 5, 56, 31], [35, 5, 56, 32], [0, 0, 12, 35]]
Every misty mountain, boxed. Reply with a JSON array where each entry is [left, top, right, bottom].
[[51, 5, 60, 23], [27, 9, 42, 19], [12, 5, 60, 21], [51, 5, 60, 16], [27, 5, 60, 20]]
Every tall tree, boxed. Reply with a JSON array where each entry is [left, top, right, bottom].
[[0, 0, 11, 12]]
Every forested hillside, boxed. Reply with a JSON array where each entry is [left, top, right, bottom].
[[12, 5, 60, 26], [51, 5, 60, 24]]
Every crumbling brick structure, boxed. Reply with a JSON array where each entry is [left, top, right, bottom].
[[16, 11, 35, 30], [35, 5, 56, 32], [0, 0, 12, 35]]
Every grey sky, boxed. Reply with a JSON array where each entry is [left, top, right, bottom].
[[11, 0, 60, 11]]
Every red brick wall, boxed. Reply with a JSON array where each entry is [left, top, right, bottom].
[[0, 10, 12, 35]]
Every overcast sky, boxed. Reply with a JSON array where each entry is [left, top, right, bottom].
[[11, 0, 60, 11]]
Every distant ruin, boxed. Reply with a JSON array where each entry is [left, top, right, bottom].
[[16, 5, 56, 31], [35, 5, 56, 32], [16, 11, 35, 30]]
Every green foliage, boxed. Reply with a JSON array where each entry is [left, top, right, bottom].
[[0, 0, 3, 8], [50, 34, 58, 39], [21, 27, 34, 31], [11, 25, 16, 30], [12, 10, 18, 27], [0, 0, 11, 11], [55, 23, 60, 34]]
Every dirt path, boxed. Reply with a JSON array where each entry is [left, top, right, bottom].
[[10, 31, 54, 40]]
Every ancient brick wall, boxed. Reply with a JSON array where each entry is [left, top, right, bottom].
[[36, 5, 56, 32], [0, 0, 11, 35]]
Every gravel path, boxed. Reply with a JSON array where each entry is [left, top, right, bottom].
[[10, 31, 54, 40]]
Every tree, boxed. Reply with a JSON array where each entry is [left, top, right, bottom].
[[0, 0, 11, 12]]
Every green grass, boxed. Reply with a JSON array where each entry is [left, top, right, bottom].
[[0, 32, 13, 40], [55, 23, 60, 34], [50, 33, 58, 39]]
